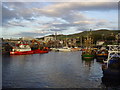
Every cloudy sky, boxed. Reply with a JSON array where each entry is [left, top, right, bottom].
[[2, 1, 119, 38]]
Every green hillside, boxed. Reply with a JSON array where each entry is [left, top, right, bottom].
[[37, 29, 120, 44], [56, 29, 120, 42]]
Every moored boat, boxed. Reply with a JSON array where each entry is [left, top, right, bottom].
[[102, 56, 120, 79], [50, 47, 80, 52], [30, 39, 49, 54], [81, 30, 95, 60], [96, 49, 108, 62], [71, 47, 81, 51], [82, 49, 95, 60], [102, 45, 120, 80], [82, 53, 94, 59], [56, 47, 72, 52], [10, 44, 34, 55], [10, 43, 49, 55]]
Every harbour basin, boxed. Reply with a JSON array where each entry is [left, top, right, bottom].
[[2, 51, 119, 88]]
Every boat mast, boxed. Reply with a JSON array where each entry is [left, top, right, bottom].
[[84, 29, 93, 51], [80, 36, 82, 47], [65, 35, 68, 47], [55, 31, 57, 48], [55, 32, 57, 41]]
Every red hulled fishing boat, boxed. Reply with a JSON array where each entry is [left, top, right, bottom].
[[10, 44, 49, 55], [10, 44, 34, 55]]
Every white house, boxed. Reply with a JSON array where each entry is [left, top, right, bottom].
[[96, 40, 105, 46], [21, 37, 34, 40], [44, 36, 55, 42]]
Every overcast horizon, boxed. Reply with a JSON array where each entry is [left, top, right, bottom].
[[2, 1, 119, 38]]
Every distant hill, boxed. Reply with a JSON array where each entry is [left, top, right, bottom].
[[37, 29, 120, 43], [57, 29, 119, 40]]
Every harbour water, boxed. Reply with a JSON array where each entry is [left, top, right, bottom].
[[2, 51, 120, 88]]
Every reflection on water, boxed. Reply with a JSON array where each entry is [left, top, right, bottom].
[[101, 76, 120, 88], [2, 51, 120, 88], [82, 60, 94, 68]]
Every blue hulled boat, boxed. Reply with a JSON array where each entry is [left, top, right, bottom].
[[102, 45, 120, 80]]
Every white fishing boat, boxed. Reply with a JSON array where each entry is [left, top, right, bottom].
[[71, 47, 81, 51], [57, 47, 72, 52], [50, 48, 59, 51]]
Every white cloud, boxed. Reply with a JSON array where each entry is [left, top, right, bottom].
[[33, 2, 118, 17], [2, 2, 117, 24], [2, 2, 118, 38], [73, 21, 93, 24]]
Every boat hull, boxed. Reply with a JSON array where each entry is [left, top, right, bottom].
[[102, 58, 120, 79], [33, 49, 48, 54], [102, 76, 120, 87], [58, 49, 71, 52], [10, 51, 34, 55], [10, 49, 49, 55], [102, 68, 120, 79], [57, 48, 71, 52], [82, 54, 94, 60], [71, 48, 81, 51], [96, 54, 108, 62]]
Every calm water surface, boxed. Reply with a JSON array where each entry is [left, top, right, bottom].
[[2, 51, 119, 88]]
